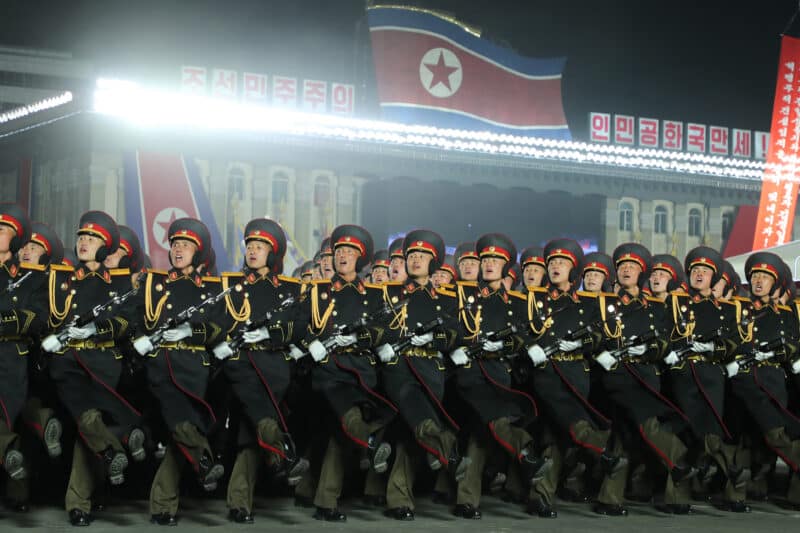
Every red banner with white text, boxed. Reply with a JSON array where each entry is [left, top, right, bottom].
[[753, 35, 800, 250]]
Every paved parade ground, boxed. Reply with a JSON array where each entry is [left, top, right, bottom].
[[2, 494, 798, 532]]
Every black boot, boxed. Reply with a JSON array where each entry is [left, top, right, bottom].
[[519, 445, 552, 485], [593, 502, 628, 516], [150, 512, 178, 526], [43, 417, 63, 458], [367, 435, 392, 474], [125, 427, 147, 462], [69, 509, 92, 526], [197, 451, 224, 491], [452, 503, 481, 519], [313, 507, 346, 522], [101, 447, 128, 486], [228, 508, 254, 523], [384, 506, 415, 520], [527, 497, 557, 518]]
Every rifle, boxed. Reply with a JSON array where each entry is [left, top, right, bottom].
[[389, 316, 446, 355], [608, 328, 660, 364], [534, 303, 623, 361], [227, 295, 297, 353], [43, 271, 146, 346], [733, 336, 786, 372], [135, 284, 234, 349], [2, 270, 34, 296]]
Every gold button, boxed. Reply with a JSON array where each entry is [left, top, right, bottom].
[[166, 304, 173, 310], [332, 311, 338, 316]]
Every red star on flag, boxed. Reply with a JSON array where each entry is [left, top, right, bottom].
[[424, 51, 459, 91]]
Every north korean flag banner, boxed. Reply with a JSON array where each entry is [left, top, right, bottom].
[[367, 6, 570, 139], [123, 151, 228, 271]]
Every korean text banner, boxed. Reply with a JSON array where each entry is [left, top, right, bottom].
[[367, 5, 570, 139]]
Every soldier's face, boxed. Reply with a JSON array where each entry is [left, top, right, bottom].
[[390, 257, 407, 282], [616, 261, 642, 289], [480, 256, 505, 282], [711, 277, 728, 299], [170, 239, 197, 270], [319, 254, 334, 279], [690, 265, 714, 292], [104, 247, 128, 269], [459, 258, 479, 281], [19, 241, 45, 264], [649, 269, 672, 293], [245, 240, 272, 270], [583, 270, 606, 292], [431, 269, 453, 288], [0, 225, 15, 254], [523, 264, 546, 288], [334, 246, 359, 277], [371, 266, 389, 284], [547, 257, 572, 286], [406, 251, 432, 279], [750, 271, 775, 298], [77, 234, 104, 262]]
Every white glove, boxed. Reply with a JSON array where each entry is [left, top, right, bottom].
[[558, 339, 582, 352], [690, 341, 715, 353], [288, 344, 304, 360], [596, 350, 617, 371], [482, 339, 504, 352], [242, 326, 270, 344], [663, 351, 680, 366], [333, 334, 358, 347], [377, 343, 396, 363], [162, 322, 192, 342], [213, 342, 234, 360], [410, 332, 434, 346], [725, 361, 740, 378], [41, 334, 63, 353], [754, 350, 775, 361], [68, 322, 96, 339], [791, 358, 800, 374], [308, 339, 327, 362], [450, 347, 469, 366], [133, 336, 155, 356], [627, 344, 647, 356], [527, 344, 547, 366]]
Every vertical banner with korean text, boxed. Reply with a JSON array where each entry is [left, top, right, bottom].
[[753, 36, 800, 250]]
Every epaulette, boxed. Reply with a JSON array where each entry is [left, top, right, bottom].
[[456, 280, 478, 287], [109, 268, 131, 277], [146, 269, 168, 276], [600, 292, 618, 298], [778, 304, 792, 312], [438, 282, 455, 290], [731, 295, 751, 304], [202, 275, 221, 283], [364, 282, 384, 290], [719, 299, 737, 307], [19, 262, 45, 271], [436, 287, 456, 297], [507, 289, 527, 300], [278, 275, 300, 284], [222, 271, 244, 278], [310, 279, 331, 285], [50, 264, 74, 273], [526, 286, 547, 294], [671, 290, 689, 298], [382, 281, 403, 287], [576, 290, 598, 298]]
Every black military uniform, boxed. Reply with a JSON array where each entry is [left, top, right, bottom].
[[131, 218, 226, 525], [664, 246, 749, 511], [41, 211, 142, 525], [213, 218, 307, 523], [523, 239, 618, 517], [450, 233, 548, 518], [374, 229, 466, 519], [520, 247, 547, 290], [593, 243, 696, 516], [648, 254, 688, 297], [295, 224, 397, 521]]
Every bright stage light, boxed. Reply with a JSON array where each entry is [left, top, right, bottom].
[[0, 91, 73, 124]]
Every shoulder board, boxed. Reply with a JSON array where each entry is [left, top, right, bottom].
[[311, 279, 331, 285], [575, 290, 598, 298], [599, 292, 618, 298], [221, 271, 244, 278], [526, 286, 548, 294], [50, 264, 74, 273], [671, 290, 689, 298], [778, 304, 792, 312], [436, 287, 456, 297], [719, 299, 737, 307], [731, 296, 751, 304], [382, 281, 403, 287], [278, 275, 300, 284], [19, 262, 45, 271], [147, 269, 168, 276], [202, 276, 221, 283], [109, 268, 131, 276], [456, 280, 478, 287], [364, 282, 384, 290], [438, 282, 455, 290], [507, 289, 527, 300]]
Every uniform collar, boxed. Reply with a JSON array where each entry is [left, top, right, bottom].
[[167, 268, 203, 287], [547, 283, 579, 302], [688, 287, 717, 305], [75, 262, 112, 284], [244, 267, 279, 287], [0, 256, 20, 278], [331, 273, 365, 293], [617, 287, 647, 307], [404, 278, 436, 298], [479, 280, 508, 303]]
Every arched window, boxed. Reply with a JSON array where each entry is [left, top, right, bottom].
[[722, 211, 735, 241], [654, 205, 668, 234], [619, 201, 633, 232], [688, 208, 702, 237]]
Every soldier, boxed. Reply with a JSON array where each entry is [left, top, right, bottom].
[[581, 251, 615, 293], [211, 218, 309, 523], [318, 238, 334, 280], [132, 218, 226, 526], [503, 264, 521, 291], [648, 254, 687, 299], [449, 233, 549, 519], [592, 243, 697, 516], [520, 247, 547, 289], [712, 260, 738, 300], [454, 242, 479, 282], [389, 237, 407, 283], [523, 239, 621, 518], [298, 224, 397, 522], [40, 211, 144, 526], [370, 249, 390, 284], [374, 229, 468, 520], [663, 246, 750, 512], [432, 254, 457, 289]]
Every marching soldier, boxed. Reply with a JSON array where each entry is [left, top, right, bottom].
[[388, 238, 407, 283], [374, 229, 468, 520], [370, 249, 390, 284], [592, 243, 697, 516], [211, 218, 309, 523], [40, 211, 144, 526], [431, 254, 457, 289], [297, 224, 397, 522], [581, 251, 615, 292], [454, 242, 479, 282], [648, 254, 687, 299], [520, 247, 547, 289], [449, 233, 549, 519], [132, 218, 226, 526]]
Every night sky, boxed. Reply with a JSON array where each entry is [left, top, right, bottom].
[[2, 0, 797, 140]]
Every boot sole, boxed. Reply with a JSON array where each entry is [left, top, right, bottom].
[[287, 458, 310, 486], [127, 428, 146, 462], [44, 418, 63, 458], [202, 464, 225, 491], [107, 452, 128, 486], [4, 450, 26, 480], [372, 443, 392, 474]]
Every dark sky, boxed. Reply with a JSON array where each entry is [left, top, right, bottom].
[[2, 0, 796, 140]]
